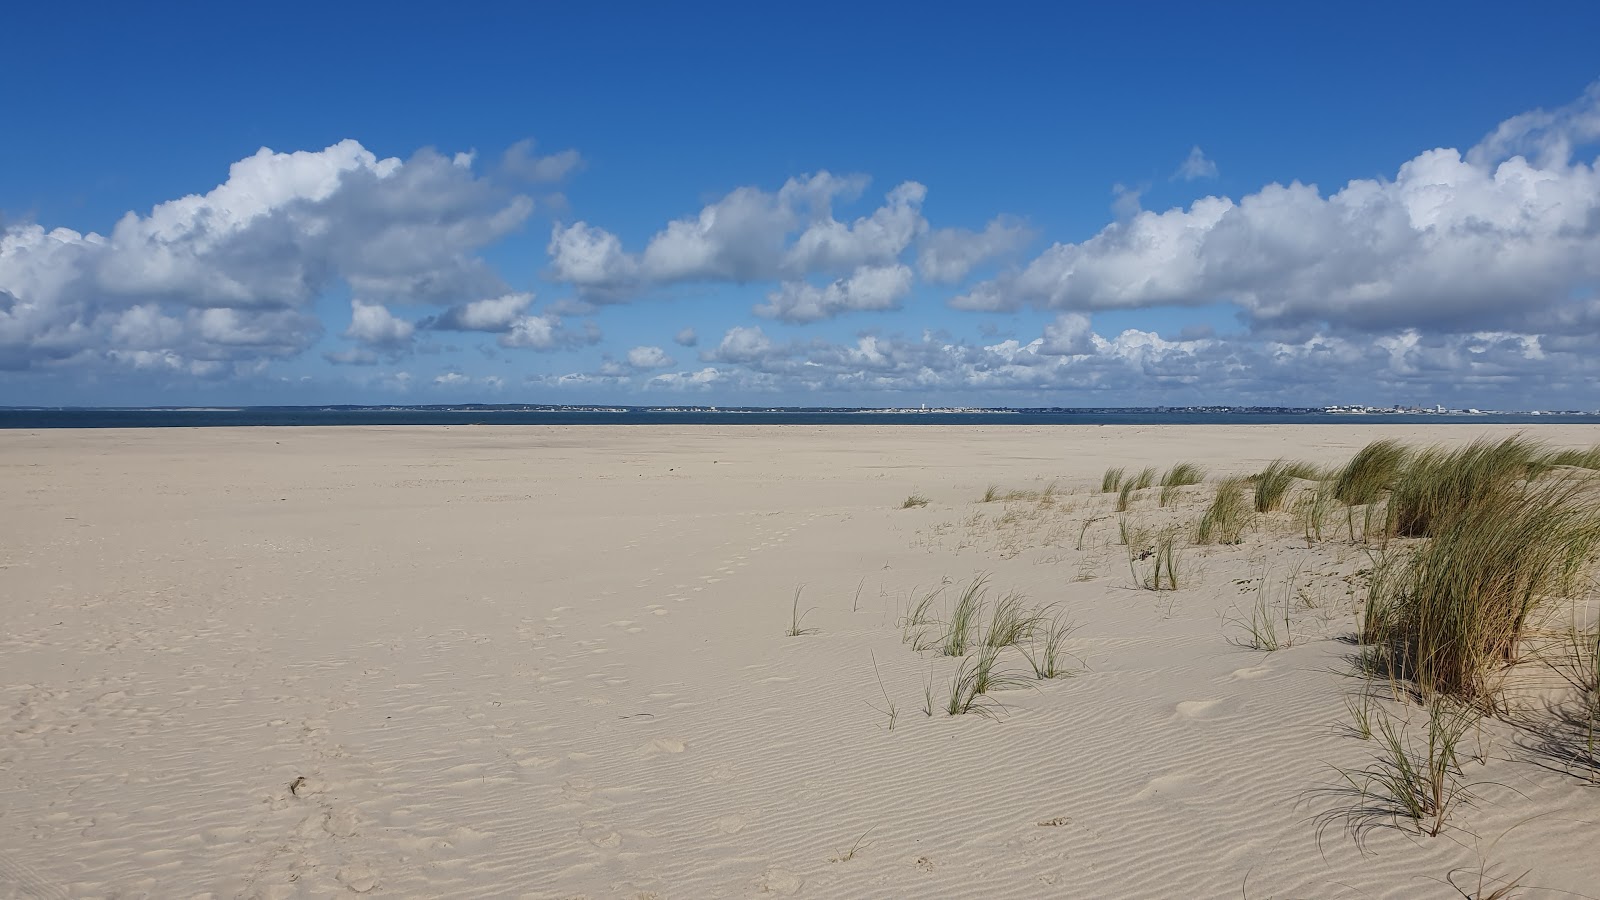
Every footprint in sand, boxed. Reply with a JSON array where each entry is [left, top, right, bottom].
[[755, 868, 804, 894], [1174, 699, 1233, 719], [579, 821, 622, 849], [636, 738, 686, 756], [1229, 664, 1272, 680], [714, 814, 748, 834]]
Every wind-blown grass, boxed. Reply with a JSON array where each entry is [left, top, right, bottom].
[[1131, 467, 1156, 491], [1320, 700, 1477, 839], [1116, 480, 1136, 513], [901, 492, 930, 509], [1132, 528, 1182, 591], [1196, 477, 1251, 545], [786, 585, 819, 636], [1540, 445, 1600, 471], [942, 575, 989, 657], [1332, 439, 1410, 506], [1254, 458, 1312, 513], [1386, 435, 1545, 538], [1362, 473, 1600, 703], [1101, 467, 1125, 493], [1022, 609, 1082, 679], [1160, 462, 1206, 487], [946, 641, 1029, 716], [985, 590, 1045, 648]]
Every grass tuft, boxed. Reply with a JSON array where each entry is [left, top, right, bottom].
[[1101, 467, 1125, 493], [941, 574, 989, 657], [1321, 700, 1477, 838], [1196, 477, 1251, 545], [1362, 473, 1600, 703], [1131, 467, 1156, 491], [786, 585, 819, 636], [1332, 439, 1410, 506], [1022, 609, 1082, 679], [1160, 462, 1206, 487], [1254, 458, 1310, 513], [901, 492, 930, 509], [985, 590, 1045, 649]]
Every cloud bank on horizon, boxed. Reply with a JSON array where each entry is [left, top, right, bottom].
[[3, 83, 1600, 407]]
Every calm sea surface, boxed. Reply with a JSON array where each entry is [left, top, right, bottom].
[[2, 409, 1594, 429]]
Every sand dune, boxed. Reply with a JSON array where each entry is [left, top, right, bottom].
[[3, 424, 1598, 898]]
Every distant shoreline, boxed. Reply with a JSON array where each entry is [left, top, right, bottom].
[[3, 406, 1596, 429]]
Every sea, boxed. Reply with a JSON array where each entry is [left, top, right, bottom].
[[1, 407, 1595, 429]]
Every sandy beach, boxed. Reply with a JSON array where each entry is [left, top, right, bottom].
[[3, 423, 1599, 899]]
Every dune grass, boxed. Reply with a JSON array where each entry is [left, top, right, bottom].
[[1228, 562, 1299, 650], [1196, 477, 1251, 545], [1116, 479, 1136, 512], [985, 590, 1045, 648], [901, 492, 930, 509], [786, 585, 819, 636], [1385, 435, 1546, 538], [1540, 445, 1600, 471], [1160, 462, 1206, 488], [946, 641, 1030, 716], [1294, 483, 1337, 544], [942, 575, 990, 657], [1362, 473, 1600, 703], [1254, 458, 1312, 513], [1131, 466, 1156, 491], [1022, 609, 1082, 679], [1131, 528, 1182, 591], [1101, 467, 1125, 493], [981, 483, 1001, 503], [1332, 439, 1410, 506], [1324, 700, 1477, 838]]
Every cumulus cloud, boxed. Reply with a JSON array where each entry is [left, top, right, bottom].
[[954, 83, 1600, 341], [427, 292, 534, 332], [917, 216, 1032, 283], [755, 264, 914, 322], [1175, 146, 1219, 181], [625, 345, 674, 369], [0, 139, 531, 375], [546, 175, 929, 305], [344, 299, 415, 347], [673, 326, 698, 347]]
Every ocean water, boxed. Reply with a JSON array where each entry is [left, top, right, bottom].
[[1, 407, 1594, 429]]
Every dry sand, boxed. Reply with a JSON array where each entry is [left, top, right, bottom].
[[3, 424, 1599, 899]]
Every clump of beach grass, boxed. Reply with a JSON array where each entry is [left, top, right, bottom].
[[1116, 480, 1136, 512], [1331, 439, 1410, 506], [901, 492, 930, 509], [1361, 474, 1600, 704], [1131, 528, 1182, 591], [981, 483, 1001, 503], [1131, 467, 1156, 491], [1294, 483, 1338, 544], [1022, 609, 1082, 679], [786, 585, 819, 636], [1101, 467, 1125, 493], [1160, 462, 1206, 487], [985, 590, 1045, 649], [941, 574, 990, 657], [1228, 561, 1300, 650], [945, 642, 1028, 716], [1321, 700, 1478, 839], [1196, 477, 1251, 545], [1540, 445, 1600, 471], [1385, 435, 1544, 538], [1255, 458, 1315, 513]]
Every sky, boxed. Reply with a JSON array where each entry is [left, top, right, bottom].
[[3, 2, 1600, 409]]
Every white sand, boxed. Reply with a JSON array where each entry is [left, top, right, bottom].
[[3, 424, 1598, 898]]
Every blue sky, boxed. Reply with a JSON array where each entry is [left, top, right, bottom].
[[4, 2, 1599, 408]]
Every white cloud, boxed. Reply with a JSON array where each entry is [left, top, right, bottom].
[[0, 139, 531, 374], [708, 325, 773, 364], [547, 174, 927, 300], [500, 314, 560, 349], [429, 292, 533, 332], [626, 345, 674, 369], [344, 299, 414, 347], [755, 263, 914, 323], [1175, 146, 1219, 181], [673, 326, 698, 347], [434, 371, 470, 386], [917, 216, 1032, 283], [955, 82, 1600, 340]]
